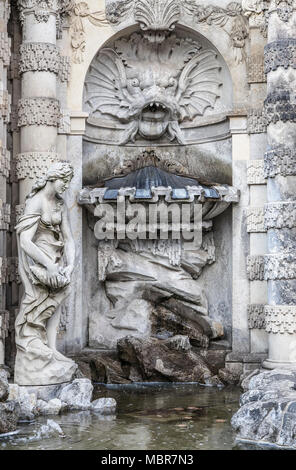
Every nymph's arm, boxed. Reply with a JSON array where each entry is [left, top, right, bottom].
[[19, 223, 55, 270]]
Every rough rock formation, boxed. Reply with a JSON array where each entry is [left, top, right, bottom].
[[74, 334, 235, 386], [0, 369, 9, 402], [0, 401, 20, 434], [232, 369, 296, 448]]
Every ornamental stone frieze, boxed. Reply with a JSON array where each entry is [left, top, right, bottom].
[[264, 39, 296, 74], [248, 304, 266, 329], [0, 257, 20, 284], [246, 207, 266, 232], [248, 55, 266, 83], [264, 89, 296, 125], [265, 254, 296, 280], [247, 255, 265, 281], [0, 90, 11, 123], [0, 257, 8, 285], [18, 98, 61, 127], [10, 204, 25, 230], [264, 202, 296, 229], [247, 160, 266, 184], [265, 305, 296, 334], [58, 109, 71, 134], [247, 108, 267, 133], [0, 201, 10, 231], [106, 0, 249, 64], [0, 32, 11, 67], [15, 152, 60, 180], [264, 145, 296, 178], [9, 53, 20, 80], [0, 147, 10, 178], [19, 43, 71, 82], [0, 311, 9, 342]]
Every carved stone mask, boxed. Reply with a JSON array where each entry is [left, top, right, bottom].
[[84, 32, 222, 144]]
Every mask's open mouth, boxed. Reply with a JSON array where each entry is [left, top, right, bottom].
[[141, 102, 169, 122]]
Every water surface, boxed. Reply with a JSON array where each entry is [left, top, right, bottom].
[[1, 383, 242, 450]]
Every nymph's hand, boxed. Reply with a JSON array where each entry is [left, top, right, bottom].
[[61, 265, 74, 282], [46, 262, 61, 278]]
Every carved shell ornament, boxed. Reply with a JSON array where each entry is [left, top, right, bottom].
[[84, 33, 222, 145]]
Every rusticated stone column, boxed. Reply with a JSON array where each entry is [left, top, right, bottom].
[[17, 0, 62, 202], [263, 1, 296, 369]]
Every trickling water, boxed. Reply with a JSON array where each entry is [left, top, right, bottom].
[[1, 383, 243, 451]]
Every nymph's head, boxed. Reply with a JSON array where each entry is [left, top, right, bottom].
[[27, 161, 74, 199]]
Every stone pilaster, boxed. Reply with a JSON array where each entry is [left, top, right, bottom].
[[0, 0, 10, 364], [263, 2, 296, 369]]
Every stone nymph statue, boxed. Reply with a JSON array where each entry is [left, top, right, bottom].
[[14, 162, 77, 386]]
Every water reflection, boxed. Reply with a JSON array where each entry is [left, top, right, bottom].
[[1, 383, 241, 450]]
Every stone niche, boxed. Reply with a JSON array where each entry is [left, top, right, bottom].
[[80, 16, 236, 356]]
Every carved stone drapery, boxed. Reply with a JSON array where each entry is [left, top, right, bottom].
[[247, 160, 266, 184], [15, 152, 60, 180], [69, 2, 108, 64], [265, 305, 296, 334], [19, 43, 71, 82], [265, 202, 296, 229], [264, 145, 296, 178], [183, 1, 249, 64], [246, 207, 266, 232], [247, 255, 265, 281], [18, 98, 61, 127], [248, 304, 266, 329]]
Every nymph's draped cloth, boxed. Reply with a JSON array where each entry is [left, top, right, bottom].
[[14, 214, 77, 386]]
